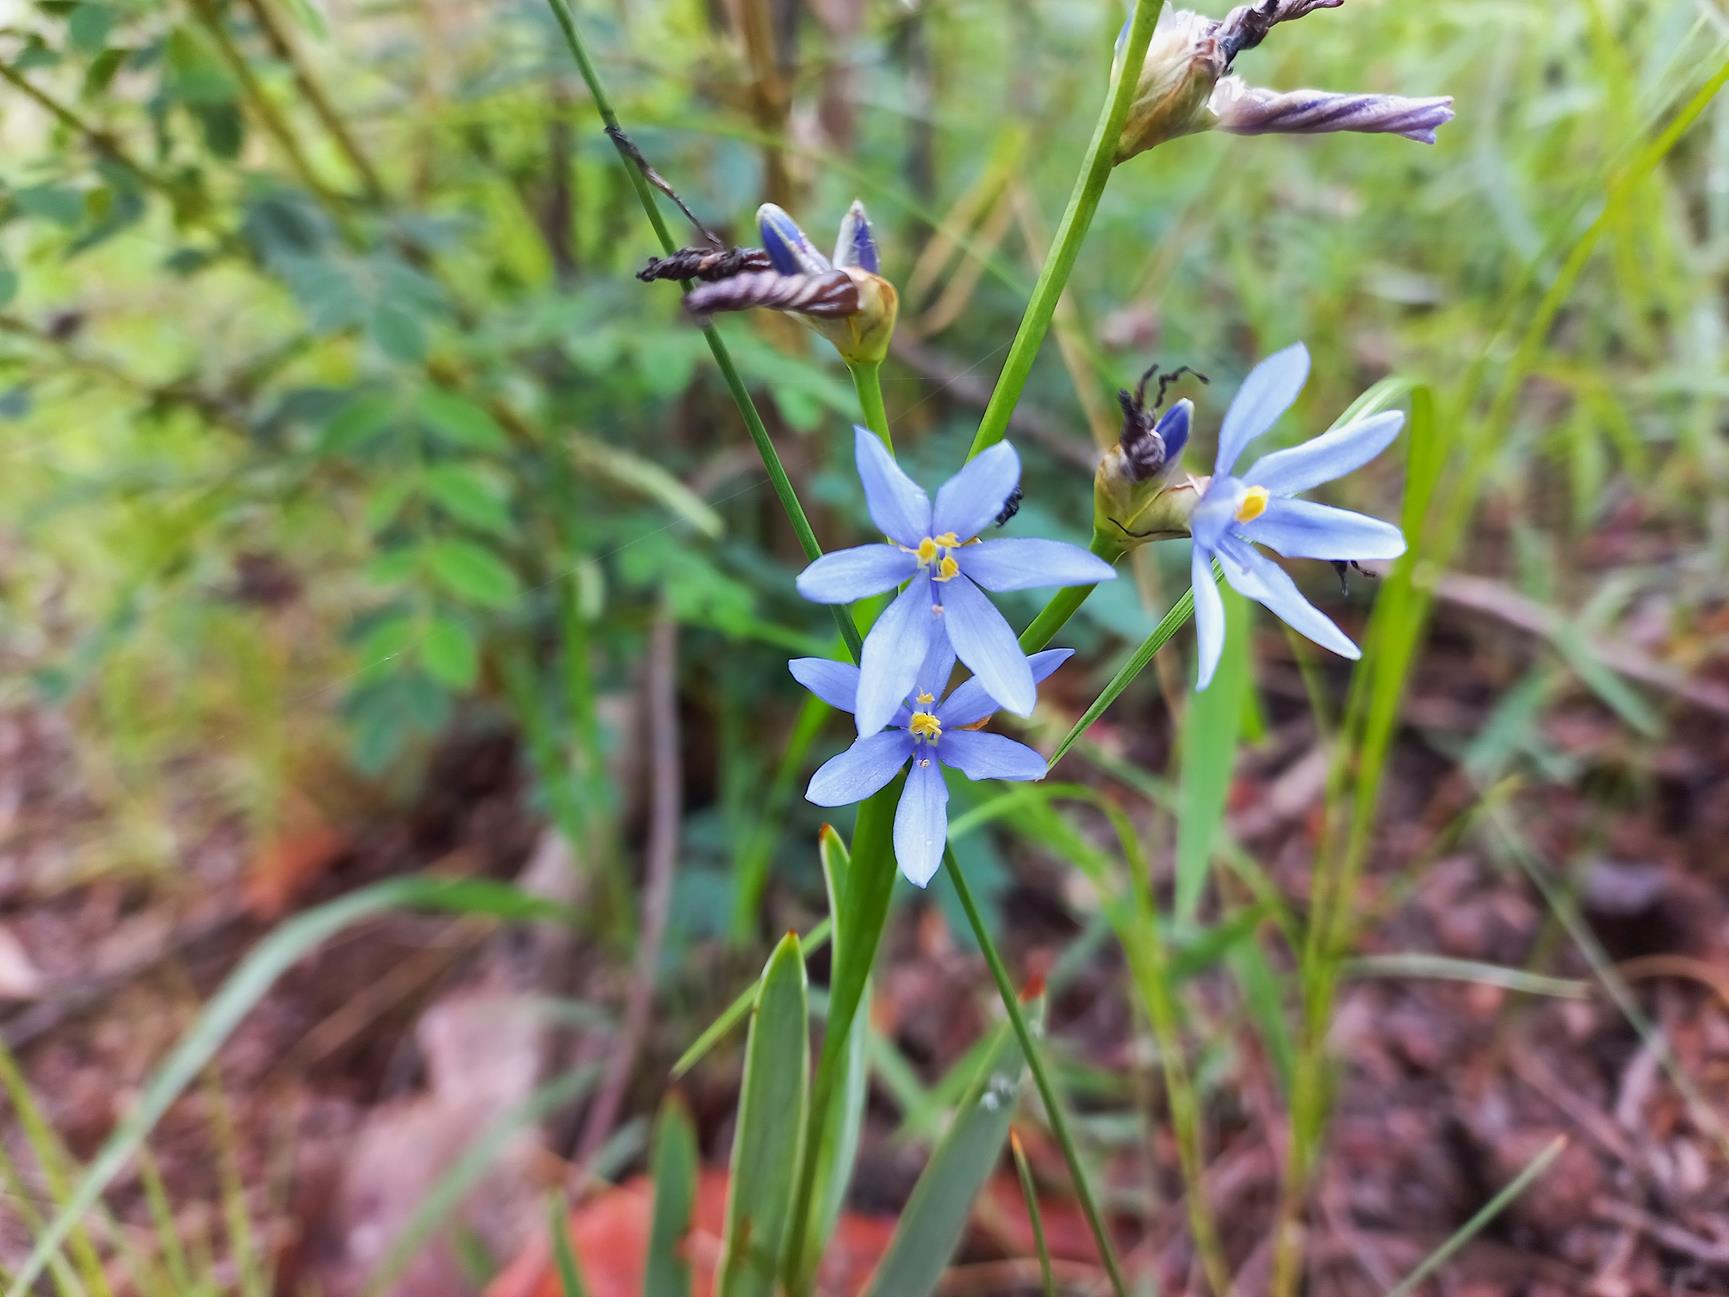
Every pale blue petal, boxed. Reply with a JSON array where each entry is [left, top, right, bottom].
[[960, 538, 1116, 592], [788, 657, 860, 713], [1216, 342, 1310, 477], [758, 203, 831, 276], [1244, 410, 1404, 496], [1242, 498, 1406, 562], [939, 575, 1036, 717], [893, 755, 949, 887], [938, 649, 1073, 728], [936, 730, 1048, 782], [1216, 536, 1359, 661], [832, 199, 880, 273], [795, 543, 916, 603], [1192, 546, 1225, 690], [1190, 476, 1246, 550], [913, 638, 957, 701], [855, 426, 931, 548], [932, 442, 1020, 541], [856, 571, 935, 735], [806, 731, 912, 807]]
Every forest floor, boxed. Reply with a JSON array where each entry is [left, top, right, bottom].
[[3, 604, 1728, 1297]]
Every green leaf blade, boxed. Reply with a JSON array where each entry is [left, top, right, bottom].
[[715, 931, 810, 1297]]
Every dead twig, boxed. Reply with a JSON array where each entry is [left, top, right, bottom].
[[572, 603, 681, 1171], [1433, 572, 1729, 719]]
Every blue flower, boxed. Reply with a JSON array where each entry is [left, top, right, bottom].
[[797, 428, 1116, 735], [792, 644, 1071, 887], [1189, 342, 1407, 688]]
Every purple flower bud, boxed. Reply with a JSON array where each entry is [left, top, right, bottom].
[[683, 269, 862, 320], [832, 199, 880, 274], [1211, 78, 1456, 144], [757, 203, 832, 277]]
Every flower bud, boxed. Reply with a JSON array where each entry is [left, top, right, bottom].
[[1114, 10, 1228, 163], [1113, 2, 1452, 164], [1093, 397, 1203, 550], [669, 200, 898, 366], [1210, 79, 1454, 144], [1093, 454, 1204, 552]]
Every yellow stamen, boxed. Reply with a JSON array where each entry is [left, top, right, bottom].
[[932, 531, 961, 548], [915, 691, 934, 704], [1235, 485, 1270, 524], [915, 537, 939, 565], [908, 710, 942, 743], [934, 555, 960, 583]]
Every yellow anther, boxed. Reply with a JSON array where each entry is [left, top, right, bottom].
[[932, 531, 961, 548], [915, 691, 935, 704], [934, 555, 960, 583], [908, 711, 943, 743], [1235, 484, 1270, 524], [915, 537, 939, 565]]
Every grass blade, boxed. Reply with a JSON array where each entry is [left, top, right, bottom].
[[1383, 1135, 1567, 1297], [669, 918, 832, 1080], [5, 876, 579, 1297], [716, 931, 810, 1297], [1049, 587, 1200, 770], [861, 994, 1045, 1297], [788, 827, 869, 1291], [646, 1094, 699, 1297], [1174, 586, 1248, 922], [782, 783, 900, 1292], [1009, 1130, 1057, 1297], [547, 1192, 590, 1297]]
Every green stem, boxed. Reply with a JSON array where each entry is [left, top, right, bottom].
[[848, 360, 893, 452], [541, 0, 861, 659], [1019, 532, 1123, 652], [1010, 1131, 1058, 1297], [946, 848, 1131, 1297], [1048, 586, 1199, 770], [964, 0, 1165, 461]]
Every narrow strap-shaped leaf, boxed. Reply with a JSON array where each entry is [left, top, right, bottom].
[[781, 781, 901, 1290], [546, 1193, 590, 1297], [668, 919, 831, 1080], [786, 827, 869, 1291], [645, 1094, 700, 1297], [1175, 585, 1249, 921], [861, 994, 1046, 1297], [1009, 1130, 1056, 1297], [715, 931, 810, 1297]]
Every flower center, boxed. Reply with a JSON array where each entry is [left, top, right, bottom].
[[908, 710, 942, 743], [909, 532, 966, 582], [1234, 485, 1270, 524]]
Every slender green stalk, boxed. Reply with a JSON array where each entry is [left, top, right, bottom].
[[1009, 1131, 1057, 1297], [539, 0, 860, 658], [547, 1193, 592, 1296], [945, 849, 1131, 1297], [1047, 588, 1199, 770], [1273, 60, 1729, 1297], [188, 0, 356, 235], [1384, 1136, 1567, 1297], [1019, 534, 1122, 652], [239, 0, 390, 203], [965, 0, 1165, 460], [848, 361, 894, 451]]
